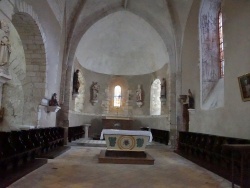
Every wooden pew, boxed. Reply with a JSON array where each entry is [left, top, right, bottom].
[[140, 127, 169, 145], [68, 126, 84, 142], [176, 131, 250, 187], [223, 144, 250, 188]]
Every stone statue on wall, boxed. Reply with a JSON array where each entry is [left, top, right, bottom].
[[136, 84, 143, 107], [188, 89, 194, 109], [161, 78, 166, 99], [136, 84, 142, 102], [91, 82, 100, 102], [49, 93, 59, 106], [73, 69, 80, 93], [0, 20, 11, 66]]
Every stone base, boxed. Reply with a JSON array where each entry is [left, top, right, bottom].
[[98, 150, 154, 165], [105, 150, 147, 158]]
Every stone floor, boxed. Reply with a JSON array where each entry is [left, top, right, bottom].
[[8, 143, 235, 188]]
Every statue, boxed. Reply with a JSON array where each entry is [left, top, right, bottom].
[[136, 84, 142, 102], [91, 82, 100, 101], [0, 20, 11, 66], [188, 89, 194, 109], [161, 78, 166, 99], [49, 93, 59, 106], [73, 69, 80, 93]]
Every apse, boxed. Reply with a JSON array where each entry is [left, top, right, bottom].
[[76, 10, 169, 75]]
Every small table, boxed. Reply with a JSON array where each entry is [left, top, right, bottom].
[[82, 124, 91, 140], [223, 144, 250, 188]]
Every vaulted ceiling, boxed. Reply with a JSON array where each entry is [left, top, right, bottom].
[[76, 11, 169, 75], [47, 0, 194, 75]]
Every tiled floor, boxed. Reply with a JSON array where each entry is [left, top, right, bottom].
[[8, 143, 234, 188]]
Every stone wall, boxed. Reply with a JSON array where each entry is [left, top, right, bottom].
[[69, 112, 170, 138], [1, 22, 25, 131], [12, 13, 46, 126], [0, 0, 64, 130], [69, 61, 170, 135]]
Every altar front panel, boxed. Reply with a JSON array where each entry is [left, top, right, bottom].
[[100, 129, 152, 151]]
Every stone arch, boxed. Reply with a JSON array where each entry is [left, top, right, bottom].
[[11, 12, 46, 126], [67, 8, 174, 68], [13, 1, 48, 66], [63, 5, 174, 102], [61, 3, 177, 134]]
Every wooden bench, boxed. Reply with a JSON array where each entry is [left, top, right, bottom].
[[0, 127, 65, 173], [176, 131, 250, 187], [141, 127, 169, 145], [68, 126, 85, 142]]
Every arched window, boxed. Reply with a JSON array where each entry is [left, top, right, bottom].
[[218, 10, 224, 77], [114, 85, 121, 107], [75, 70, 85, 112], [199, 0, 224, 109], [150, 79, 161, 115]]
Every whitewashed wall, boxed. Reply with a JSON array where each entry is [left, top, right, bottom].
[[181, 0, 250, 139]]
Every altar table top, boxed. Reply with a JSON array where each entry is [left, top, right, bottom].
[[100, 129, 153, 142]]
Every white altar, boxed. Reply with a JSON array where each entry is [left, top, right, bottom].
[[100, 129, 152, 151]]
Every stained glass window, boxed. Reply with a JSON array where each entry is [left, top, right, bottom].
[[219, 10, 224, 77]]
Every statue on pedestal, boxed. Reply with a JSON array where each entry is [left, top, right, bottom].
[[136, 85, 142, 102], [136, 84, 143, 107], [188, 89, 194, 109], [91, 82, 100, 105], [0, 20, 11, 66], [161, 78, 166, 99], [49, 93, 59, 106], [73, 69, 80, 94]]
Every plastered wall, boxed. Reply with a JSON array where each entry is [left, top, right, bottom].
[[181, 0, 250, 139]]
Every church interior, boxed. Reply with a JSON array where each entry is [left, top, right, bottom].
[[0, 0, 250, 187]]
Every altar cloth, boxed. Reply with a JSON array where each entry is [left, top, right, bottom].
[[100, 129, 153, 142]]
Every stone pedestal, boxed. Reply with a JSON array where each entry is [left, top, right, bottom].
[[83, 123, 91, 140], [136, 101, 143, 108], [188, 109, 196, 130], [46, 106, 61, 113]]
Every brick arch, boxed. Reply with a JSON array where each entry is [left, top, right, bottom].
[[12, 12, 46, 126]]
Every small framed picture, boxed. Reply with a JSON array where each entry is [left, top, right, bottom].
[[238, 73, 250, 101]]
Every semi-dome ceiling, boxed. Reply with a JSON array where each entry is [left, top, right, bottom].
[[76, 10, 169, 75]]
